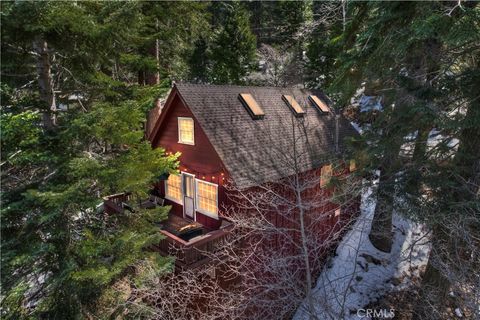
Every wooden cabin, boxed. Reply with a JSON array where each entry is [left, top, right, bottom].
[[144, 83, 359, 270]]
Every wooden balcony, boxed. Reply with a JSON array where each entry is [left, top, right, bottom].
[[103, 192, 134, 214], [154, 214, 234, 270], [102, 192, 234, 270]]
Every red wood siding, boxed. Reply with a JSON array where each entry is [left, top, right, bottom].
[[149, 87, 361, 318], [224, 166, 360, 310], [152, 92, 230, 230], [151, 88, 359, 239]]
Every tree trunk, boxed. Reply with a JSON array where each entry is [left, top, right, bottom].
[[369, 35, 441, 253], [414, 226, 450, 319], [404, 127, 432, 197], [368, 113, 403, 253], [296, 174, 316, 320], [416, 65, 480, 317], [455, 87, 480, 185], [154, 18, 160, 84], [369, 167, 395, 252], [138, 70, 146, 85], [33, 36, 56, 129], [143, 19, 160, 86]]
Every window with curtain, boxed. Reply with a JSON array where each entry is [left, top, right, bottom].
[[196, 180, 218, 217], [178, 117, 194, 145], [165, 174, 182, 203]]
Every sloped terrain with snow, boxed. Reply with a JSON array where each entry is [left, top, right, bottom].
[[294, 180, 431, 320]]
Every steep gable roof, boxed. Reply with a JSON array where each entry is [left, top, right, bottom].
[[153, 83, 358, 189]]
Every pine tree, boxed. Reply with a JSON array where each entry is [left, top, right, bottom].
[[245, 0, 307, 46], [0, 1, 211, 318], [136, 1, 209, 84], [244, 1, 309, 86], [305, 2, 365, 89], [321, 1, 454, 252], [317, 1, 480, 315], [190, 2, 256, 84], [188, 37, 211, 83]]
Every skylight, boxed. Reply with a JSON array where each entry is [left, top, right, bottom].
[[282, 95, 305, 117], [239, 93, 265, 119], [309, 95, 330, 113]]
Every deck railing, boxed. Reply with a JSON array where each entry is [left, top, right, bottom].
[[103, 192, 234, 269], [103, 192, 133, 214], [155, 218, 234, 269]]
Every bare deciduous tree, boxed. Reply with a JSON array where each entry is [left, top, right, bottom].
[[122, 101, 362, 319]]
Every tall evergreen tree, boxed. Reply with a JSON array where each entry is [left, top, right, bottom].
[[186, 1, 257, 84], [316, 1, 480, 316], [316, 1, 458, 252], [0, 1, 210, 318], [209, 1, 257, 84], [245, 0, 307, 46], [244, 0, 309, 86]]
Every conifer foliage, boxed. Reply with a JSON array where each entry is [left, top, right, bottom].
[[2, 1, 479, 319], [189, 1, 257, 84], [310, 1, 480, 317], [0, 1, 194, 318]]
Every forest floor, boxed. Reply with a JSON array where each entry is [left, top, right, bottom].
[[294, 178, 431, 320]]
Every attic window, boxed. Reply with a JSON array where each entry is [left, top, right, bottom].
[[309, 95, 330, 113], [178, 117, 194, 145], [282, 95, 305, 117], [239, 93, 265, 119]]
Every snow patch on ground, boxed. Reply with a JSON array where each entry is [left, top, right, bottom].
[[358, 96, 383, 113], [294, 179, 431, 320]]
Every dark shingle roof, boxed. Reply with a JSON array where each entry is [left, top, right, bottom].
[[175, 83, 358, 189]]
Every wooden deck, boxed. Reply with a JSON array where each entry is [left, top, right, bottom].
[[155, 214, 234, 270], [158, 214, 205, 241], [103, 192, 234, 270]]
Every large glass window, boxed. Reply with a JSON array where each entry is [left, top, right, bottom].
[[196, 180, 218, 217], [165, 174, 182, 203], [178, 117, 194, 145]]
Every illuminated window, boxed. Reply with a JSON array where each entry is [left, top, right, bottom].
[[196, 180, 218, 218], [282, 95, 305, 117], [165, 174, 182, 203], [178, 117, 194, 145], [239, 93, 265, 119], [350, 159, 356, 172], [320, 164, 333, 187]]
